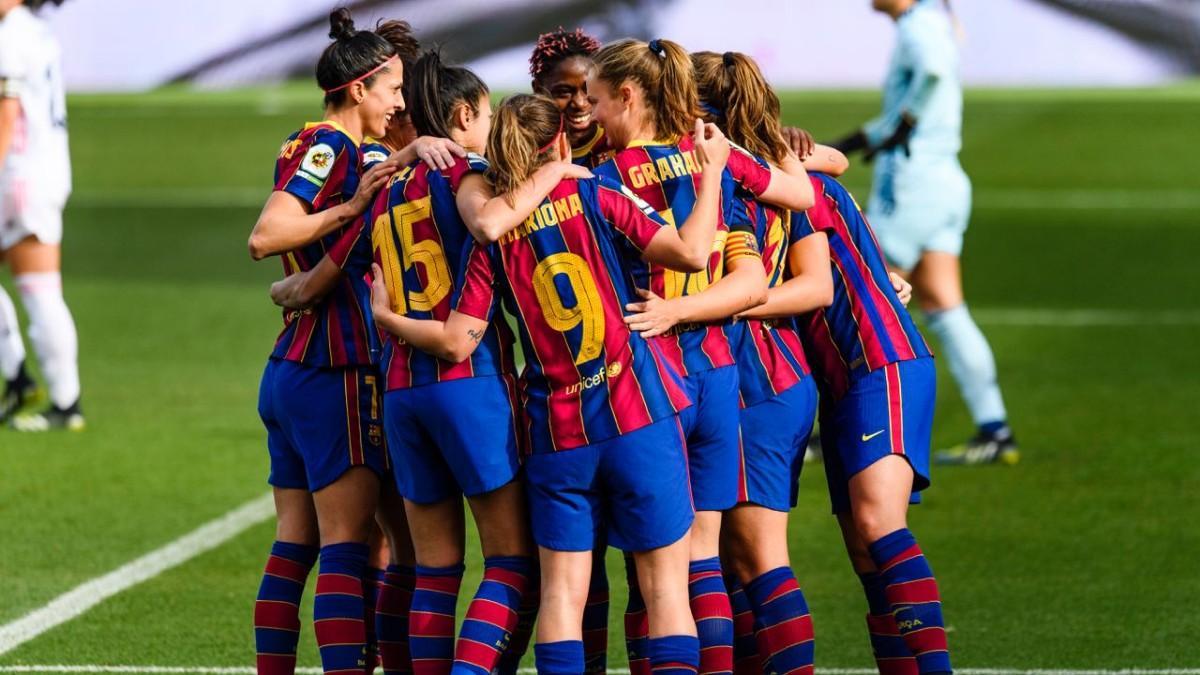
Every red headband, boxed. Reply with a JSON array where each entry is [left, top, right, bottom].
[[323, 55, 399, 95], [538, 115, 565, 153]]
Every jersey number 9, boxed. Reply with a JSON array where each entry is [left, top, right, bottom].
[[532, 253, 605, 366]]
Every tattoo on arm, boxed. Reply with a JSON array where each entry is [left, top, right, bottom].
[[467, 328, 484, 343]]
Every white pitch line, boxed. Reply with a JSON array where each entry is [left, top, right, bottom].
[[0, 494, 275, 657], [0, 662, 1195, 667]]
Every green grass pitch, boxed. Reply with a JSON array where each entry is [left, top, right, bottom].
[[1, 83, 1198, 669]]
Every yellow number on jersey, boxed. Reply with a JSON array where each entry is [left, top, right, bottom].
[[532, 253, 605, 365], [658, 202, 726, 299], [371, 196, 451, 312]]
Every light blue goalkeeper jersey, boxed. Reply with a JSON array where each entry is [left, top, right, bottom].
[[865, 0, 962, 159]]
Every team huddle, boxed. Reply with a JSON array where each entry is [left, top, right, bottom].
[[247, 7, 952, 675]]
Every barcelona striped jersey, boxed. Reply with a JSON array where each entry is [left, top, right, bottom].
[[593, 136, 769, 377], [368, 153, 516, 391], [790, 173, 932, 399], [271, 121, 377, 368], [456, 176, 691, 455], [360, 138, 391, 169], [571, 125, 614, 168], [728, 175, 812, 408]]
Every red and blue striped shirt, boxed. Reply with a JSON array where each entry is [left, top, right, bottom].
[[729, 192, 811, 408], [790, 173, 932, 399], [369, 153, 516, 391], [271, 121, 376, 368], [571, 125, 614, 169], [593, 137, 770, 377], [456, 176, 691, 454]]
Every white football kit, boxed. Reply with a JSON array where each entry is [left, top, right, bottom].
[[0, 4, 72, 250]]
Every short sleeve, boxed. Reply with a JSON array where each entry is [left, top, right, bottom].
[[596, 177, 668, 252], [445, 152, 490, 193], [274, 129, 354, 212], [790, 176, 833, 241], [361, 142, 390, 170], [725, 144, 772, 198], [453, 243, 498, 321]]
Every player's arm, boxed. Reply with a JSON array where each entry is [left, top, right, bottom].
[[624, 250, 768, 339], [269, 255, 342, 309], [248, 158, 399, 260], [0, 95, 17, 169], [457, 162, 594, 245], [782, 127, 850, 176], [738, 232, 833, 319], [728, 147, 814, 213], [369, 263, 488, 363]]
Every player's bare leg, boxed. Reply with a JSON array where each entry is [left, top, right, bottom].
[[403, 496, 466, 568], [723, 506, 791, 582], [313, 466, 380, 545], [724, 506, 815, 674], [274, 487, 320, 547], [537, 548, 591, 642], [6, 236, 82, 431], [468, 479, 533, 558], [910, 251, 1019, 465], [845, 456, 951, 674]]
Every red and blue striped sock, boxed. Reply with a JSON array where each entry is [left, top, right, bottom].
[[409, 563, 464, 675], [688, 558, 733, 675], [254, 541, 318, 675], [452, 556, 534, 675], [724, 576, 763, 675], [583, 555, 610, 674], [314, 542, 370, 674], [623, 554, 651, 675], [534, 640, 585, 674], [364, 567, 386, 672], [744, 567, 815, 675], [859, 572, 917, 675], [649, 635, 700, 674], [377, 564, 416, 675], [495, 574, 538, 675], [867, 529, 951, 675]]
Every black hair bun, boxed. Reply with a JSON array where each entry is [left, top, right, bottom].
[[329, 7, 357, 41]]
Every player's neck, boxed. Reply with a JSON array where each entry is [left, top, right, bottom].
[[567, 122, 598, 148], [324, 109, 364, 145]]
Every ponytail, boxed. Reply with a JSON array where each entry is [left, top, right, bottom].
[[486, 95, 563, 206], [317, 7, 397, 106], [407, 49, 489, 140], [692, 50, 789, 165], [592, 37, 698, 140]]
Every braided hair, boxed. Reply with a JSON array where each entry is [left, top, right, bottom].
[[529, 27, 601, 83]]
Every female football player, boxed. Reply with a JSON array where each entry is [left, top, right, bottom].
[[691, 49, 829, 675], [741, 172, 951, 675], [834, 0, 1017, 466], [0, 0, 80, 431], [586, 37, 815, 675], [370, 93, 734, 675], [246, 9, 404, 674], [529, 27, 611, 170]]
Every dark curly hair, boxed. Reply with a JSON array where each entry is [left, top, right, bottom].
[[529, 27, 601, 83]]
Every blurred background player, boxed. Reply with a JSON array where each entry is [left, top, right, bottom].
[[0, 0, 82, 431], [832, 0, 1019, 466]]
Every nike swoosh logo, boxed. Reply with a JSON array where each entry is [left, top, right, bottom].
[[861, 430, 886, 442]]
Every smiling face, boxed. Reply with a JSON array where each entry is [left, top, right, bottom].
[[356, 62, 406, 139], [586, 73, 647, 150], [536, 55, 596, 140]]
